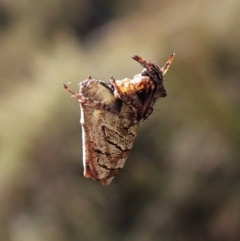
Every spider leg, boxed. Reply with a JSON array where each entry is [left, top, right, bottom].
[[63, 84, 86, 101], [63, 83, 119, 113], [132, 55, 152, 74], [109, 76, 142, 108], [161, 52, 175, 75]]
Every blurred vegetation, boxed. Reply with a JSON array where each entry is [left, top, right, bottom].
[[0, 0, 240, 240]]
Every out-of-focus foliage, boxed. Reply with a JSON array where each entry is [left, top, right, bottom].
[[1, 0, 240, 240]]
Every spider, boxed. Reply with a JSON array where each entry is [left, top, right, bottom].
[[110, 53, 175, 120]]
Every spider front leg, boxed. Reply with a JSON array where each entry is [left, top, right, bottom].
[[63, 84, 119, 113], [161, 52, 175, 76], [109, 76, 142, 108], [144, 107, 154, 120], [63, 84, 88, 102]]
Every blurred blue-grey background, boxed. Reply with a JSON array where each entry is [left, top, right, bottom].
[[1, 0, 240, 240]]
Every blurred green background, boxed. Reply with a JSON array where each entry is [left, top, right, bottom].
[[1, 0, 240, 240]]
